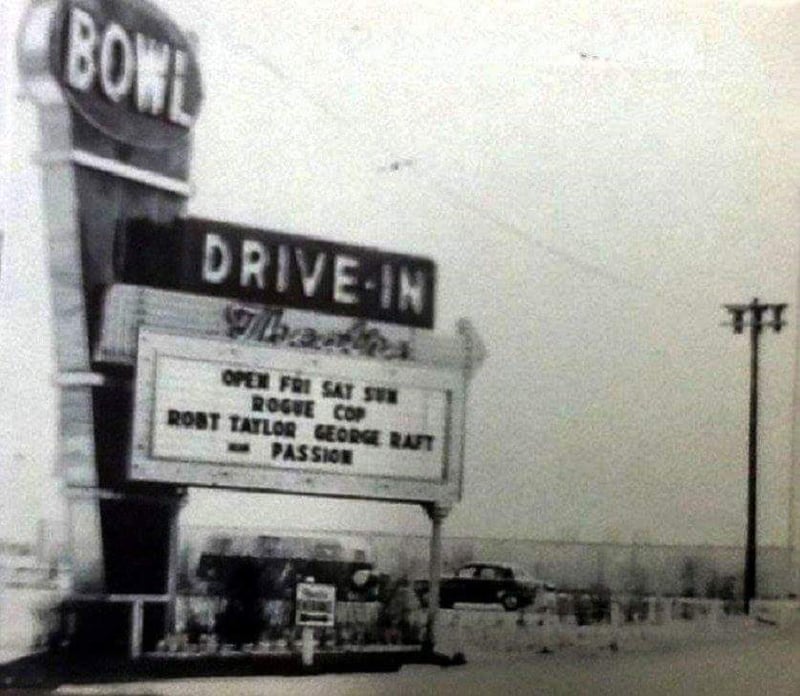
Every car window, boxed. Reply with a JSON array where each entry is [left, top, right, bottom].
[[512, 566, 529, 580], [457, 566, 476, 578], [478, 567, 497, 580]]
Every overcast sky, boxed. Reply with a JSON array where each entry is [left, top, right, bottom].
[[1, 0, 799, 549]]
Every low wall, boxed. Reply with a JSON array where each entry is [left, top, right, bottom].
[[172, 594, 730, 652], [435, 597, 733, 655], [752, 599, 800, 626]]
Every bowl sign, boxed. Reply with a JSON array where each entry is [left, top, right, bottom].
[[50, 0, 202, 149]]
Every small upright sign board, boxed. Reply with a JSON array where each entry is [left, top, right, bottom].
[[295, 582, 336, 628]]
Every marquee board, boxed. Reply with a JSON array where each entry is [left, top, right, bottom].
[[131, 329, 466, 504]]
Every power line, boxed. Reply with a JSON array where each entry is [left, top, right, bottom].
[[415, 175, 649, 293], [210, 23, 767, 319], [212, 26, 655, 296]]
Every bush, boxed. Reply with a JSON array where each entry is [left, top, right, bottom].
[[215, 558, 266, 648], [705, 572, 736, 601], [587, 584, 612, 623]]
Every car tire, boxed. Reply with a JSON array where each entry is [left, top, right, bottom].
[[501, 593, 520, 611]]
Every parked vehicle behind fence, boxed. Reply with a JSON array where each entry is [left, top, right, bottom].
[[414, 562, 554, 611]]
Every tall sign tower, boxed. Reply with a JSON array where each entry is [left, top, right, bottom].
[[17, 0, 202, 620], [17, 0, 481, 655]]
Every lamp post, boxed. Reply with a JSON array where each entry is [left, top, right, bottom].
[[722, 299, 787, 615]]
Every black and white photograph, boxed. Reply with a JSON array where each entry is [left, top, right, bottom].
[[1, 1, 798, 693]]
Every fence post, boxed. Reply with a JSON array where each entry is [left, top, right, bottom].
[[543, 604, 558, 651], [514, 607, 526, 651], [422, 502, 450, 655], [648, 597, 658, 625], [710, 599, 722, 629], [300, 625, 315, 668], [663, 598, 673, 623], [610, 600, 622, 649], [130, 600, 144, 660], [610, 600, 621, 627]]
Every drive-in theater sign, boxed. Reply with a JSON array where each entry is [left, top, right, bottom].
[[131, 330, 464, 501], [17, 0, 483, 657]]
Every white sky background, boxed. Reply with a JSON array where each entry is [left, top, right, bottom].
[[1, 0, 799, 547]]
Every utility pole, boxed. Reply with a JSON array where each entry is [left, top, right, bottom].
[[722, 298, 787, 615]]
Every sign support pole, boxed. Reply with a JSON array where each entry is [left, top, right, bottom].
[[301, 626, 314, 668], [423, 501, 450, 655], [165, 494, 186, 636]]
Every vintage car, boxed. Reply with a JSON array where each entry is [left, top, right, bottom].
[[414, 562, 553, 611]]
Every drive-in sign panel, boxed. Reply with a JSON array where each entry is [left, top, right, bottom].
[[118, 217, 436, 328]]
